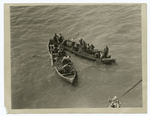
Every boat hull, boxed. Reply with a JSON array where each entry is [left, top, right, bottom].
[[48, 44, 76, 84], [61, 45, 116, 64]]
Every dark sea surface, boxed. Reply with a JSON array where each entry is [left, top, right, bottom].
[[10, 5, 142, 109]]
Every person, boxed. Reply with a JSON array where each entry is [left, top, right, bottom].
[[106, 46, 109, 52], [74, 43, 79, 52], [58, 33, 64, 43], [53, 57, 58, 63], [91, 44, 94, 50], [58, 48, 66, 57], [82, 41, 85, 46], [49, 38, 54, 45], [73, 43, 77, 51], [53, 33, 58, 43], [58, 49, 63, 57], [61, 56, 71, 65], [62, 49, 66, 56], [54, 43, 58, 48], [104, 46, 109, 55], [62, 39, 67, 46], [102, 46, 109, 59], [79, 38, 83, 46], [87, 43, 90, 49], [62, 64, 71, 73], [72, 40, 75, 49], [108, 96, 121, 108], [82, 41, 86, 51], [53, 44, 58, 53], [66, 39, 72, 47], [95, 52, 100, 58]]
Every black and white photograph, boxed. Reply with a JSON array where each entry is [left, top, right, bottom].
[[4, 3, 147, 113]]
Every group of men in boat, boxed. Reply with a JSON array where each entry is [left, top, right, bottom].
[[49, 34, 74, 74], [48, 33, 112, 69], [72, 39, 109, 59], [49, 33, 111, 60], [63, 38, 96, 54]]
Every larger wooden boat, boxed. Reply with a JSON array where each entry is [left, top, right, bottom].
[[61, 45, 96, 61], [61, 45, 116, 64], [48, 44, 77, 84]]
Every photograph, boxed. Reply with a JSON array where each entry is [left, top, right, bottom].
[[4, 3, 147, 113]]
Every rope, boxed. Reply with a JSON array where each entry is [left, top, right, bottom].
[[118, 79, 142, 100], [77, 65, 95, 73]]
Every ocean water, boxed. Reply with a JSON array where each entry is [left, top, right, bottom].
[[10, 5, 142, 109]]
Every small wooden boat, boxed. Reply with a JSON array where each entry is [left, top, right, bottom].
[[61, 45, 116, 64], [48, 44, 77, 84]]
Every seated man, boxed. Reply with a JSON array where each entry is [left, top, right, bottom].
[[104, 46, 109, 55], [62, 64, 71, 73], [61, 56, 71, 65], [75, 44, 80, 52], [72, 41, 75, 49], [49, 38, 54, 45], [54, 46, 58, 53], [54, 43, 58, 48], [53, 33, 58, 43], [95, 52, 100, 58], [58, 33, 64, 43], [91, 44, 95, 50], [62, 39, 67, 46], [79, 38, 83, 46], [53, 57, 58, 63], [73, 43, 78, 51], [67, 40, 73, 48], [61, 49, 66, 57], [58, 49, 63, 57], [71, 38, 75, 42], [86, 43, 90, 52]]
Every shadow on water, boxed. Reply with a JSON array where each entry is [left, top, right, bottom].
[[72, 73, 79, 87]]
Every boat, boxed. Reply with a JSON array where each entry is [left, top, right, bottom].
[[48, 44, 77, 84], [61, 45, 96, 61], [61, 45, 116, 64]]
